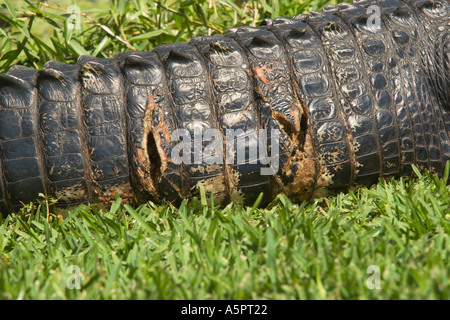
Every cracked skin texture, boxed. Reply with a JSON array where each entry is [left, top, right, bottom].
[[0, 0, 449, 214]]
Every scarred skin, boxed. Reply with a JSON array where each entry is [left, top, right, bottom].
[[0, 0, 449, 215]]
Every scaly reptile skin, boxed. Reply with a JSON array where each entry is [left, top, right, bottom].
[[0, 0, 449, 215]]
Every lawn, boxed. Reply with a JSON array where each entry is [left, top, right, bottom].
[[0, 0, 449, 300]]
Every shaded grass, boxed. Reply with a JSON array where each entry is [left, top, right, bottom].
[[1, 164, 449, 299]]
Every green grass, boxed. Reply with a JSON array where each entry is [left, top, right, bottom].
[[1, 164, 449, 299], [0, 0, 449, 300]]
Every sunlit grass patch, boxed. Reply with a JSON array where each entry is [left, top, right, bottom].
[[1, 163, 449, 299]]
